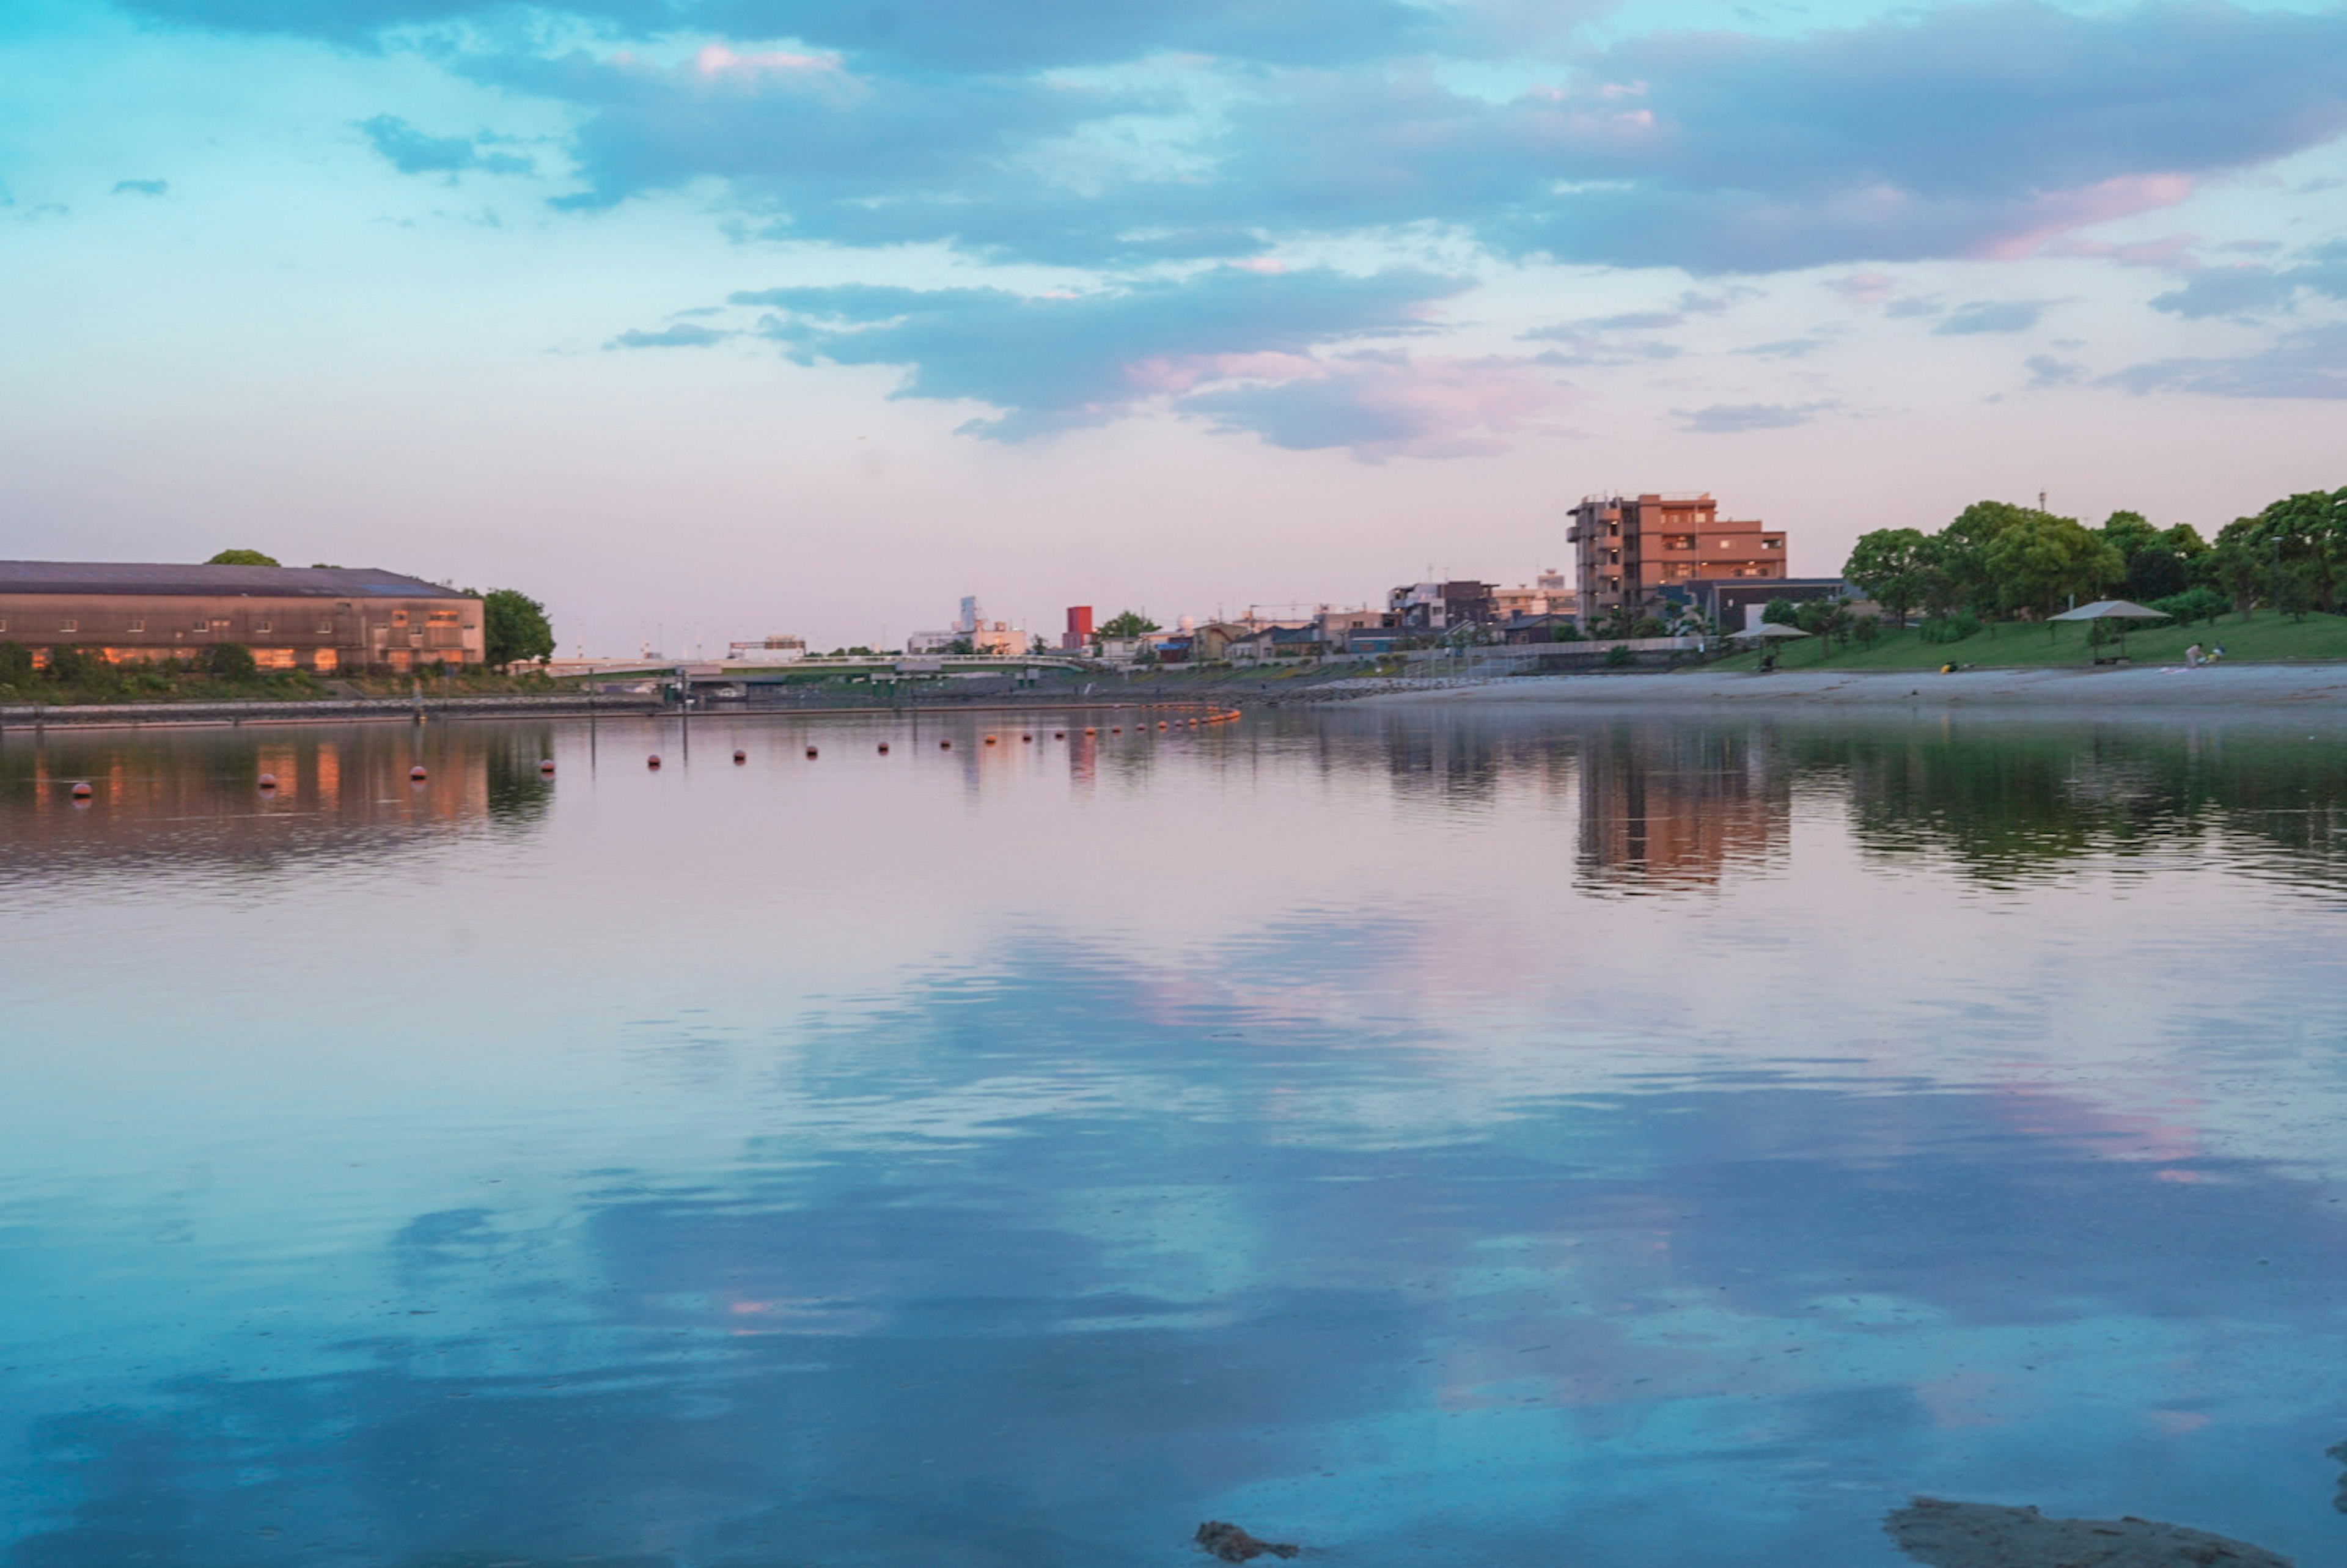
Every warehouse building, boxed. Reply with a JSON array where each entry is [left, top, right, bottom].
[[0, 561, 483, 672]]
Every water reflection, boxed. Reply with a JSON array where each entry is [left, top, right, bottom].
[[4, 708, 2347, 1567]]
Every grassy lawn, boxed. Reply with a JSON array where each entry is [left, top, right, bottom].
[[1702, 613, 2347, 672]]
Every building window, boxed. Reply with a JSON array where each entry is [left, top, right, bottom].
[[127, 618, 145, 632], [391, 611, 409, 626], [316, 620, 334, 634], [1763, 538, 1783, 549], [58, 620, 77, 633], [254, 620, 271, 634], [426, 610, 460, 626]]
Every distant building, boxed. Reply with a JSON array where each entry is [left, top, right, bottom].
[[725, 634, 806, 664], [0, 560, 482, 673], [909, 595, 1022, 655], [1570, 493, 1785, 621], [1387, 581, 1497, 636], [1062, 606, 1093, 652]]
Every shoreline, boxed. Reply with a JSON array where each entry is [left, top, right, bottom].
[[1349, 662, 2347, 711]]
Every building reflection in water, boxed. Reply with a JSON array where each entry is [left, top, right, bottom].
[[0, 720, 557, 872], [1571, 721, 1786, 893]]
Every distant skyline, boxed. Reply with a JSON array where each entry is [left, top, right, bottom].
[[3, 0, 2343, 653]]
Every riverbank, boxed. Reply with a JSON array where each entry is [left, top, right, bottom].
[[1355, 662, 2347, 711]]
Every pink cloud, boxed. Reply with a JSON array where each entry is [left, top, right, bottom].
[[1176, 351, 1577, 461], [1980, 174, 2197, 260]]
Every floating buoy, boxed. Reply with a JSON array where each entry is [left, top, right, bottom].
[[645, 756, 660, 769], [1111, 726, 1122, 734], [1084, 727, 1096, 735], [941, 740, 952, 749], [1054, 731, 1065, 739], [1022, 735, 1033, 743], [539, 759, 556, 774], [410, 764, 428, 780], [733, 749, 747, 764], [985, 736, 998, 746], [806, 746, 818, 758], [1158, 721, 1168, 730], [257, 772, 277, 790], [878, 742, 890, 754], [70, 781, 92, 799]]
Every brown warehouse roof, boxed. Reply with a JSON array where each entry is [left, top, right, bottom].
[[0, 562, 468, 599]]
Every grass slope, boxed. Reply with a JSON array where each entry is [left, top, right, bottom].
[[1704, 614, 2347, 673]]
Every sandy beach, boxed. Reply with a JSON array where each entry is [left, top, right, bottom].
[[1356, 662, 2347, 712]]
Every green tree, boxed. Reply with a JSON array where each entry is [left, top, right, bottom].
[[207, 548, 281, 566], [2225, 487, 2347, 612], [1842, 527, 1936, 625], [46, 645, 95, 683], [1098, 610, 1159, 640], [481, 588, 556, 669], [1980, 511, 2123, 618], [204, 642, 257, 678], [1936, 500, 2037, 615], [2205, 530, 2268, 617], [1761, 598, 1799, 626], [0, 642, 31, 685]]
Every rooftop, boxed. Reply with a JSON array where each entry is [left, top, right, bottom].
[[0, 562, 468, 599]]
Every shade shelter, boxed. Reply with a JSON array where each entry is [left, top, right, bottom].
[[1731, 620, 1813, 670], [2048, 599, 2168, 662]]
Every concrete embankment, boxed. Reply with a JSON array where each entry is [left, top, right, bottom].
[[0, 692, 664, 730], [1348, 663, 2347, 712]]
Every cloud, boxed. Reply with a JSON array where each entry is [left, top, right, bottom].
[[1675, 401, 1834, 433], [2024, 354, 2084, 387], [606, 323, 733, 349], [336, 0, 2347, 274], [109, 178, 169, 197], [736, 265, 1465, 441], [2105, 324, 2347, 400], [1933, 299, 2050, 335], [1735, 337, 1826, 357], [2148, 244, 2347, 320], [1174, 351, 1573, 460], [1827, 273, 1896, 305], [357, 114, 534, 177]]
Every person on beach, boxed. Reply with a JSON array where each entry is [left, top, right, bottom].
[[2185, 643, 2203, 668]]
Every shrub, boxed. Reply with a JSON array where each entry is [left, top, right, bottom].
[[1919, 611, 1983, 645], [1604, 642, 1635, 669], [205, 642, 258, 679], [0, 642, 31, 684], [2150, 587, 2227, 627], [46, 645, 95, 683]]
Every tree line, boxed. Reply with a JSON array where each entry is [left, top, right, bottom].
[[1842, 487, 2347, 629]]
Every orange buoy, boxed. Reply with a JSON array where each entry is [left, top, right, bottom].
[[1158, 721, 1168, 730], [539, 759, 556, 773], [646, 755, 660, 769], [1022, 735, 1033, 743], [878, 742, 891, 754], [941, 739, 952, 749], [985, 736, 997, 746], [410, 764, 428, 780], [1054, 730, 1065, 739], [1111, 726, 1122, 734], [70, 781, 92, 799], [806, 746, 819, 758], [733, 749, 747, 764], [1084, 727, 1096, 735], [258, 772, 277, 790]]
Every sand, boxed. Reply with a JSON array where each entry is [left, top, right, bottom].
[[1886, 1498, 2291, 1567], [1350, 664, 2347, 712]]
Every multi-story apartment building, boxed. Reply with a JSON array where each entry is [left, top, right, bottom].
[[1569, 493, 1786, 621], [1387, 581, 1497, 635]]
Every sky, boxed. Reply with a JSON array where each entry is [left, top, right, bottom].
[[2, 0, 2344, 654]]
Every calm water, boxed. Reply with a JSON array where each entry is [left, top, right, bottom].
[[3, 706, 2346, 1567]]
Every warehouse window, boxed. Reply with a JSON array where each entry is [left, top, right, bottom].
[[254, 620, 271, 634], [57, 619, 77, 633], [316, 620, 333, 634], [127, 618, 145, 632]]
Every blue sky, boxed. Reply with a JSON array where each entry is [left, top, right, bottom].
[[2, 0, 2343, 651]]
